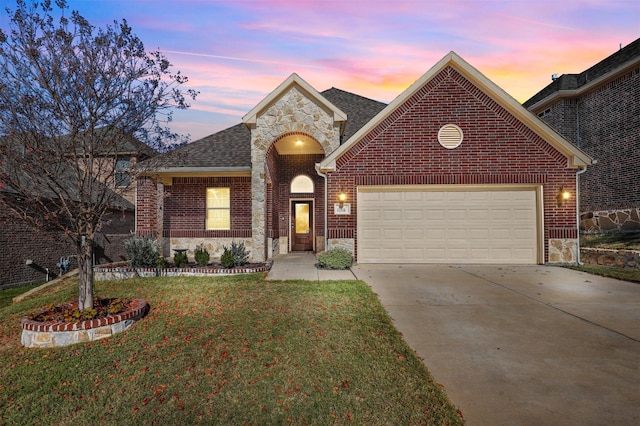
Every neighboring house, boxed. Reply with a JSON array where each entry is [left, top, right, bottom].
[[0, 131, 156, 287], [136, 52, 593, 265], [524, 38, 640, 232]]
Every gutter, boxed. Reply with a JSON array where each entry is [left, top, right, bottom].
[[315, 163, 329, 252], [575, 166, 589, 265]]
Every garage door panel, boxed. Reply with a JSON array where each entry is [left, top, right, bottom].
[[358, 188, 538, 264]]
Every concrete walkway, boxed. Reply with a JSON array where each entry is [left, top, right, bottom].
[[266, 253, 357, 281], [352, 264, 640, 426]]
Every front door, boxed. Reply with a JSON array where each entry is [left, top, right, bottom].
[[291, 201, 313, 251]]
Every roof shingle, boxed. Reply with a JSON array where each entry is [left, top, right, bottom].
[[139, 88, 388, 170]]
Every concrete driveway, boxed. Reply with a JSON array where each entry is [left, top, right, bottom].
[[351, 264, 639, 426]]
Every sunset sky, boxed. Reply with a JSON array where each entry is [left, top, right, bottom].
[[4, 0, 639, 141]]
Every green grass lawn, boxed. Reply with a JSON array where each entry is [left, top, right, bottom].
[[565, 264, 640, 283], [0, 284, 39, 309], [581, 232, 640, 250], [0, 274, 463, 425]]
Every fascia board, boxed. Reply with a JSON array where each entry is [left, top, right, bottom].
[[139, 166, 251, 176]]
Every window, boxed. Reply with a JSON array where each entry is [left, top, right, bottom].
[[115, 157, 131, 187], [206, 188, 230, 230], [291, 175, 314, 193]]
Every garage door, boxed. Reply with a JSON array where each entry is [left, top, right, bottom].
[[357, 187, 539, 264]]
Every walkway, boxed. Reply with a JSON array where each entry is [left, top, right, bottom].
[[266, 253, 356, 281]]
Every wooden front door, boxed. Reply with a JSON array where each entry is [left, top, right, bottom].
[[291, 201, 313, 251]]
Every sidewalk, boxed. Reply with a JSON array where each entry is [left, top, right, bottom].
[[266, 253, 357, 281]]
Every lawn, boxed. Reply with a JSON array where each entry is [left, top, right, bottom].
[[580, 231, 640, 250], [0, 274, 464, 425]]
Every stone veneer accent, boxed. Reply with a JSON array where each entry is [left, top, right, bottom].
[[328, 238, 355, 255], [21, 299, 149, 348], [249, 87, 341, 261], [169, 237, 253, 260], [548, 238, 578, 264], [580, 208, 640, 232]]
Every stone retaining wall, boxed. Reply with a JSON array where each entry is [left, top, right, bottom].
[[580, 208, 640, 232], [580, 248, 640, 269], [21, 298, 149, 348]]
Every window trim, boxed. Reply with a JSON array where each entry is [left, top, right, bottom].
[[115, 156, 131, 187], [206, 187, 231, 230]]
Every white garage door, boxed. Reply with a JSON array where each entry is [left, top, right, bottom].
[[358, 187, 539, 264]]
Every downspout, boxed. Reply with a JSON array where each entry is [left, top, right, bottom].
[[575, 166, 588, 264], [315, 164, 328, 252]]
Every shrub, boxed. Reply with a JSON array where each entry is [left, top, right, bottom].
[[220, 249, 235, 269], [316, 248, 353, 270], [174, 251, 188, 268], [194, 244, 210, 266], [156, 257, 167, 269], [124, 236, 160, 268], [221, 241, 250, 268]]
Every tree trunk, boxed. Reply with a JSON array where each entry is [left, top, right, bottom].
[[78, 236, 95, 311]]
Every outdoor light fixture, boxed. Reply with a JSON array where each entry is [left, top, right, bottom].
[[557, 187, 571, 207], [338, 188, 347, 206]]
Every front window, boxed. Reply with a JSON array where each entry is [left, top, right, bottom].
[[115, 157, 131, 187], [206, 188, 230, 230]]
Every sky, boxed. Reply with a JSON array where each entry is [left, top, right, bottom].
[[2, 0, 639, 142]]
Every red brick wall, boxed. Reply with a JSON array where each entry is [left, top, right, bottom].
[[329, 66, 578, 262], [0, 213, 132, 287], [162, 176, 252, 238], [536, 66, 640, 212], [135, 176, 159, 237], [275, 153, 326, 241]]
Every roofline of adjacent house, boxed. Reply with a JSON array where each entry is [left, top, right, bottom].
[[319, 51, 594, 171], [242, 73, 348, 131], [525, 55, 640, 112]]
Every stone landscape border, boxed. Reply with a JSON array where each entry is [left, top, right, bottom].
[[94, 262, 272, 281], [21, 298, 149, 348]]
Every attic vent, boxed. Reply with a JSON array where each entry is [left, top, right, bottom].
[[438, 124, 463, 149]]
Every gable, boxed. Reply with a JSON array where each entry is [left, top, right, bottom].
[[320, 52, 593, 172], [243, 73, 347, 130]]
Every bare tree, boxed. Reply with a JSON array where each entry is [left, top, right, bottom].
[[0, 0, 197, 309]]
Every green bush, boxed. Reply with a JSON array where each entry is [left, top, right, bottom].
[[221, 241, 250, 268], [124, 235, 160, 268], [156, 257, 167, 269], [220, 249, 235, 269], [194, 244, 210, 266], [316, 248, 353, 270], [173, 251, 188, 268]]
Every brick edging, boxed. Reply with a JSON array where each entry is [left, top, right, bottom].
[[21, 298, 149, 333]]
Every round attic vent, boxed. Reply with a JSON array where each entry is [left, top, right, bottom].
[[438, 124, 463, 149]]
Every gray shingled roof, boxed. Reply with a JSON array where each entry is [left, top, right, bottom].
[[321, 88, 387, 141], [138, 123, 251, 170], [139, 88, 388, 170], [524, 38, 639, 108]]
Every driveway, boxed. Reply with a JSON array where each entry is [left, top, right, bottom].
[[351, 264, 639, 426]]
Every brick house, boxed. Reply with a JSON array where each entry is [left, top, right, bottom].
[[136, 52, 593, 264], [0, 133, 156, 287], [524, 38, 639, 232]]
